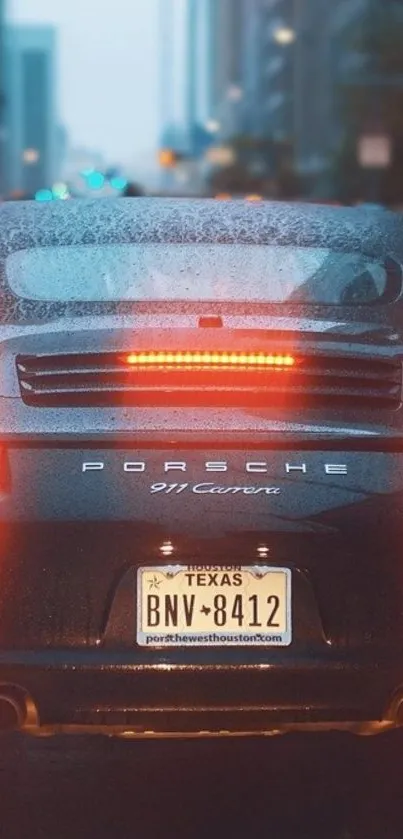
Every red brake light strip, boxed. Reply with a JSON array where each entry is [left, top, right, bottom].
[[123, 352, 296, 367]]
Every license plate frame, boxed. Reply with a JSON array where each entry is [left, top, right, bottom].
[[136, 565, 292, 647]]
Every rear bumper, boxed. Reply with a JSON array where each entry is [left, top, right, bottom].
[[2, 649, 403, 737]]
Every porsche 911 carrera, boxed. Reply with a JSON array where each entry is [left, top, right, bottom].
[[0, 197, 402, 738]]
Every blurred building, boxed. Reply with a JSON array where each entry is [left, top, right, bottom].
[[204, 0, 246, 140], [179, 0, 247, 147], [242, 0, 267, 137], [54, 124, 69, 183], [176, 0, 403, 201], [212, 0, 245, 138], [0, 0, 6, 194], [293, 0, 334, 177], [328, 0, 402, 125], [328, 0, 370, 147], [176, 0, 403, 199], [331, 0, 368, 53], [186, 0, 299, 143], [243, 0, 333, 169], [159, 0, 175, 141], [258, 0, 297, 142], [4, 25, 57, 196], [194, 0, 373, 185]]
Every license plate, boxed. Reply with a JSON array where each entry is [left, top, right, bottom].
[[137, 565, 291, 647]]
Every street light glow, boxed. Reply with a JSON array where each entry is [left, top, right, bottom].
[[273, 26, 296, 45], [22, 148, 40, 165], [205, 119, 220, 133]]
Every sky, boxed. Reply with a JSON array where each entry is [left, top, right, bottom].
[[8, 0, 183, 170]]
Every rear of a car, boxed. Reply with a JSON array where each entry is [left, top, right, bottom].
[[0, 198, 403, 738]]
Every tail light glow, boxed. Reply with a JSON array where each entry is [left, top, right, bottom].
[[123, 351, 296, 368]]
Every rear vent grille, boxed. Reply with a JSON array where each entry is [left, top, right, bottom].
[[16, 351, 402, 409]]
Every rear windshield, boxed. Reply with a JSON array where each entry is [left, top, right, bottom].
[[5, 243, 399, 305]]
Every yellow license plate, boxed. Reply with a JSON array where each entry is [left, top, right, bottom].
[[137, 565, 291, 646]]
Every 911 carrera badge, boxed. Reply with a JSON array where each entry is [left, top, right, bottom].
[[149, 482, 281, 495], [80, 458, 349, 497]]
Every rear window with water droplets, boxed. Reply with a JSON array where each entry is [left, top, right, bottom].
[[5, 242, 392, 305]]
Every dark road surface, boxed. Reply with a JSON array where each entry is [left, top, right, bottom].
[[1, 732, 403, 838]]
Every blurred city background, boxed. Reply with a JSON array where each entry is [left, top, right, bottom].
[[0, 0, 403, 205]]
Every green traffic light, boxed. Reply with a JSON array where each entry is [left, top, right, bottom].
[[35, 189, 53, 202], [86, 172, 105, 190], [110, 176, 128, 191]]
